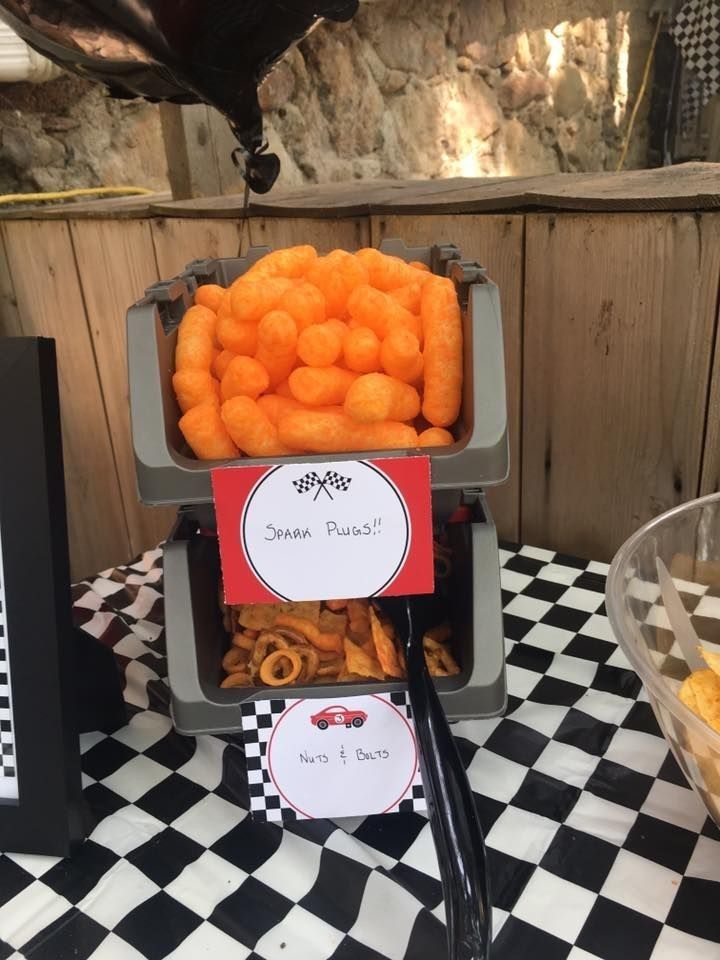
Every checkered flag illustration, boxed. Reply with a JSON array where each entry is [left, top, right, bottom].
[[292, 471, 323, 495], [324, 470, 352, 493], [292, 470, 352, 501]]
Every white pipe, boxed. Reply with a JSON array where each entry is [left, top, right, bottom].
[[0, 21, 62, 83]]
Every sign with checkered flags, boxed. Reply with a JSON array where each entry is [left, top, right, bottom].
[[212, 457, 433, 604], [293, 470, 352, 500]]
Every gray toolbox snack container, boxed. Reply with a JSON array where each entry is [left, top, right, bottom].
[[127, 240, 509, 505], [164, 492, 506, 734]]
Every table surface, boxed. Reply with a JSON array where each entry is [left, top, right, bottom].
[[0, 542, 718, 960]]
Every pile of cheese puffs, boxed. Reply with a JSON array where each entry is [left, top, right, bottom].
[[172, 245, 463, 459]]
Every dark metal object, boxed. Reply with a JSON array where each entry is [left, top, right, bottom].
[[375, 593, 492, 960], [0, 337, 91, 855], [0, 0, 359, 192]]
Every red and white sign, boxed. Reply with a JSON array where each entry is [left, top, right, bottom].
[[212, 456, 433, 604], [242, 694, 425, 821]]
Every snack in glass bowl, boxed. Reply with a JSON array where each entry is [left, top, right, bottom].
[[172, 245, 463, 460], [605, 494, 720, 826], [678, 648, 720, 731]]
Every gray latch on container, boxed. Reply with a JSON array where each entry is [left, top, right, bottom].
[[144, 278, 193, 330], [182, 259, 221, 284], [430, 243, 461, 275], [449, 260, 488, 308]]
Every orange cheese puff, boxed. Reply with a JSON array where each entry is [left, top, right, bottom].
[[278, 409, 356, 453], [389, 282, 423, 314], [346, 285, 387, 336], [275, 379, 294, 399], [216, 315, 258, 356], [243, 245, 317, 280], [297, 321, 344, 367], [194, 283, 225, 312], [343, 326, 381, 373], [344, 373, 421, 423], [256, 394, 302, 426], [421, 277, 463, 427], [175, 331, 214, 372], [418, 427, 454, 447], [259, 353, 296, 391], [217, 289, 233, 319], [220, 356, 270, 402], [409, 260, 430, 273], [386, 309, 424, 346], [278, 410, 417, 453], [346, 285, 418, 341], [380, 328, 424, 383], [305, 250, 369, 318], [179, 403, 239, 460], [255, 310, 298, 388], [221, 396, 294, 457], [288, 366, 357, 406], [355, 248, 417, 291], [256, 309, 297, 354], [325, 317, 347, 337], [172, 369, 220, 413], [279, 280, 326, 332], [354, 421, 418, 450], [177, 304, 217, 342], [230, 276, 294, 325], [213, 349, 237, 380]]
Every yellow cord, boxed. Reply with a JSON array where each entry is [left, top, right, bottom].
[[0, 186, 154, 206], [616, 13, 664, 171]]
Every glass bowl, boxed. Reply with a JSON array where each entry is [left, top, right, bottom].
[[606, 492, 720, 826]]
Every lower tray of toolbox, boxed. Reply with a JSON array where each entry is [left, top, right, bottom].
[[163, 491, 507, 734]]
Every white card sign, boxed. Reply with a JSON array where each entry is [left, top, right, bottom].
[[212, 456, 434, 604], [241, 693, 426, 821]]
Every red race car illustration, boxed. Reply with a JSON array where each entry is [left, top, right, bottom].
[[310, 705, 368, 730]]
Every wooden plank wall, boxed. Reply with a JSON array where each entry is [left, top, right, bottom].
[[522, 213, 720, 560], [0, 209, 718, 577]]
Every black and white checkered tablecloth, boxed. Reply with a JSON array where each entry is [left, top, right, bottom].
[[0, 542, 718, 960]]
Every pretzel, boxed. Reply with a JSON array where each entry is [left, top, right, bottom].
[[221, 671, 253, 688], [222, 646, 250, 674], [259, 649, 303, 686]]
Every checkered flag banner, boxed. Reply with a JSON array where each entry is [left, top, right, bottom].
[[324, 470, 352, 493], [670, 0, 720, 129], [293, 470, 352, 501], [292, 471, 323, 495]]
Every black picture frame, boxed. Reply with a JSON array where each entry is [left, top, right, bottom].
[[0, 337, 89, 855]]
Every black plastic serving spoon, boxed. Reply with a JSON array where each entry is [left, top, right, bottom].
[[375, 595, 492, 960]]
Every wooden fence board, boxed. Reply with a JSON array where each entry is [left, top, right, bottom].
[[522, 212, 720, 561], [1, 220, 131, 578], [0, 231, 22, 338], [150, 217, 243, 279], [239, 216, 370, 255], [700, 288, 720, 497], [70, 220, 177, 555]]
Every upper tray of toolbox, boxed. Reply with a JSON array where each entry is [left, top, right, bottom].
[[127, 239, 509, 506]]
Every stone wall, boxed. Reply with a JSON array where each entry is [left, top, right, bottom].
[[0, 74, 167, 194], [263, 0, 655, 186], [0, 0, 654, 195]]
